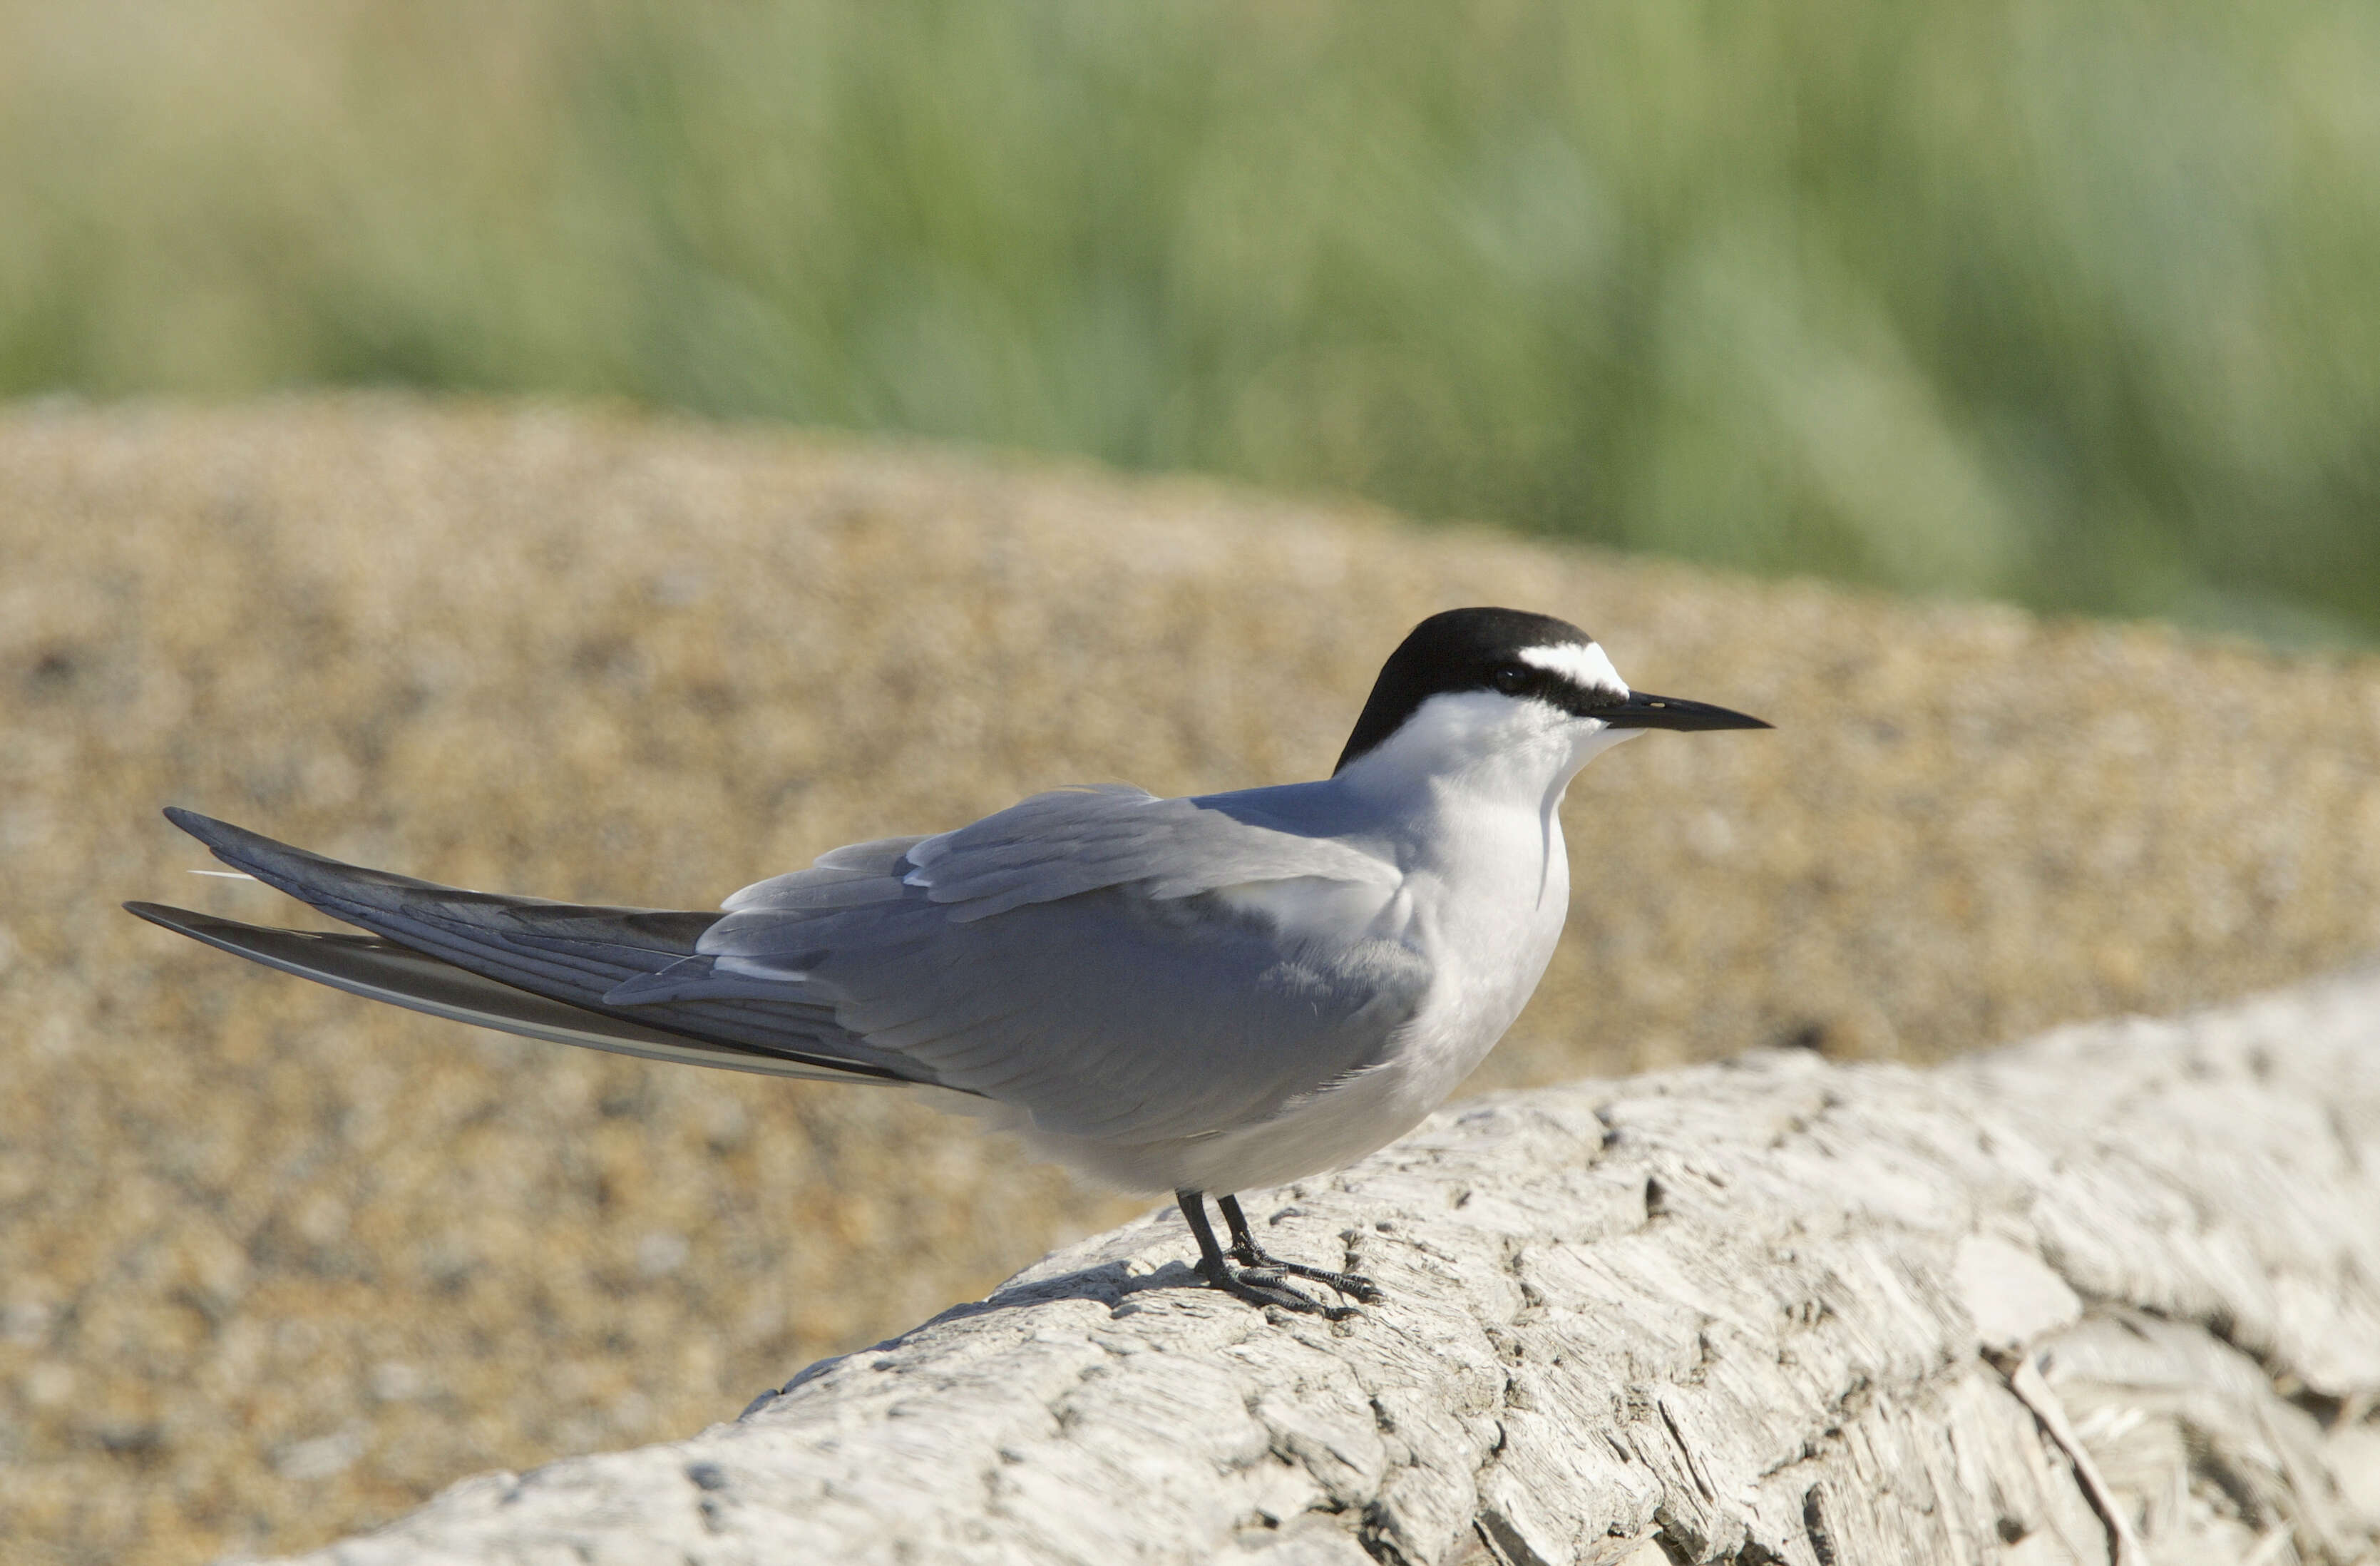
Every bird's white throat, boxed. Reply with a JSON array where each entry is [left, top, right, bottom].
[[1333, 688, 1641, 814]]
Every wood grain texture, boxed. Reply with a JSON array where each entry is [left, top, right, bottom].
[[265, 971, 2380, 1566]]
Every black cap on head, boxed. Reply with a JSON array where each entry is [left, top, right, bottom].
[[1334, 608, 1607, 773]]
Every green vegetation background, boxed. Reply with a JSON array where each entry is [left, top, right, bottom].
[[4, 0, 2375, 642]]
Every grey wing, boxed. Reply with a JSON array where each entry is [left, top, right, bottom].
[[885, 785, 1399, 920], [681, 786, 1429, 1141], [150, 788, 1432, 1140], [703, 879, 1429, 1141]]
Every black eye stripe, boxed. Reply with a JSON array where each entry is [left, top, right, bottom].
[[1333, 608, 1603, 773], [1486, 660, 1630, 715]]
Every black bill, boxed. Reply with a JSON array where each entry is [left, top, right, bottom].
[[1599, 691, 1771, 731]]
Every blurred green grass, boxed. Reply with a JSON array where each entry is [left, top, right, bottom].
[[2, 0, 2375, 641]]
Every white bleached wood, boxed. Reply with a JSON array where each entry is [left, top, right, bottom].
[[265, 971, 2380, 1566]]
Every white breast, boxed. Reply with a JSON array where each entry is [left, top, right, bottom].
[[1378, 792, 1573, 1111]]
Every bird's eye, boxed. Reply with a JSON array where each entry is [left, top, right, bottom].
[[1491, 665, 1531, 695]]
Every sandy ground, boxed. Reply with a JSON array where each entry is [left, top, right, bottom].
[[1, 397, 2376, 1564]]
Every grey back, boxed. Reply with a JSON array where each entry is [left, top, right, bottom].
[[699, 787, 1426, 1141]]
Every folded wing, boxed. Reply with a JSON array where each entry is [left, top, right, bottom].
[[699, 786, 1426, 1140], [727, 784, 1399, 922], [143, 793, 1428, 1145]]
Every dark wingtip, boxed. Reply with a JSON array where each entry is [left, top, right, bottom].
[[162, 804, 230, 841], [161, 806, 247, 856], [124, 900, 205, 935], [159, 807, 291, 869]]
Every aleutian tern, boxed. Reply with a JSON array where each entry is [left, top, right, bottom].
[[128, 607, 1767, 1314]]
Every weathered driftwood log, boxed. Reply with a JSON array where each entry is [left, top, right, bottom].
[[274, 975, 2380, 1566]]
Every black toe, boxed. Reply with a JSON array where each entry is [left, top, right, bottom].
[[1196, 1258, 1358, 1319]]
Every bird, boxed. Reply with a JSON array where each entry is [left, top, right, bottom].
[[128, 607, 1767, 1316]]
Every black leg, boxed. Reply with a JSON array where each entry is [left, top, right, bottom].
[[1217, 1194, 1382, 1304], [1176, 1189, 1354, 1318]]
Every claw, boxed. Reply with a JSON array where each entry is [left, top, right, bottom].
[[1232, 1249, 1381, 1304], [1196, 1257, 1358, 1319], [1213, 1191, 1381, 1304], [1175, 1189, 1378, 1319]]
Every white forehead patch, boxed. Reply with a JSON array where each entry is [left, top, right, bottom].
[[1518, 641, 1628, 697]]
